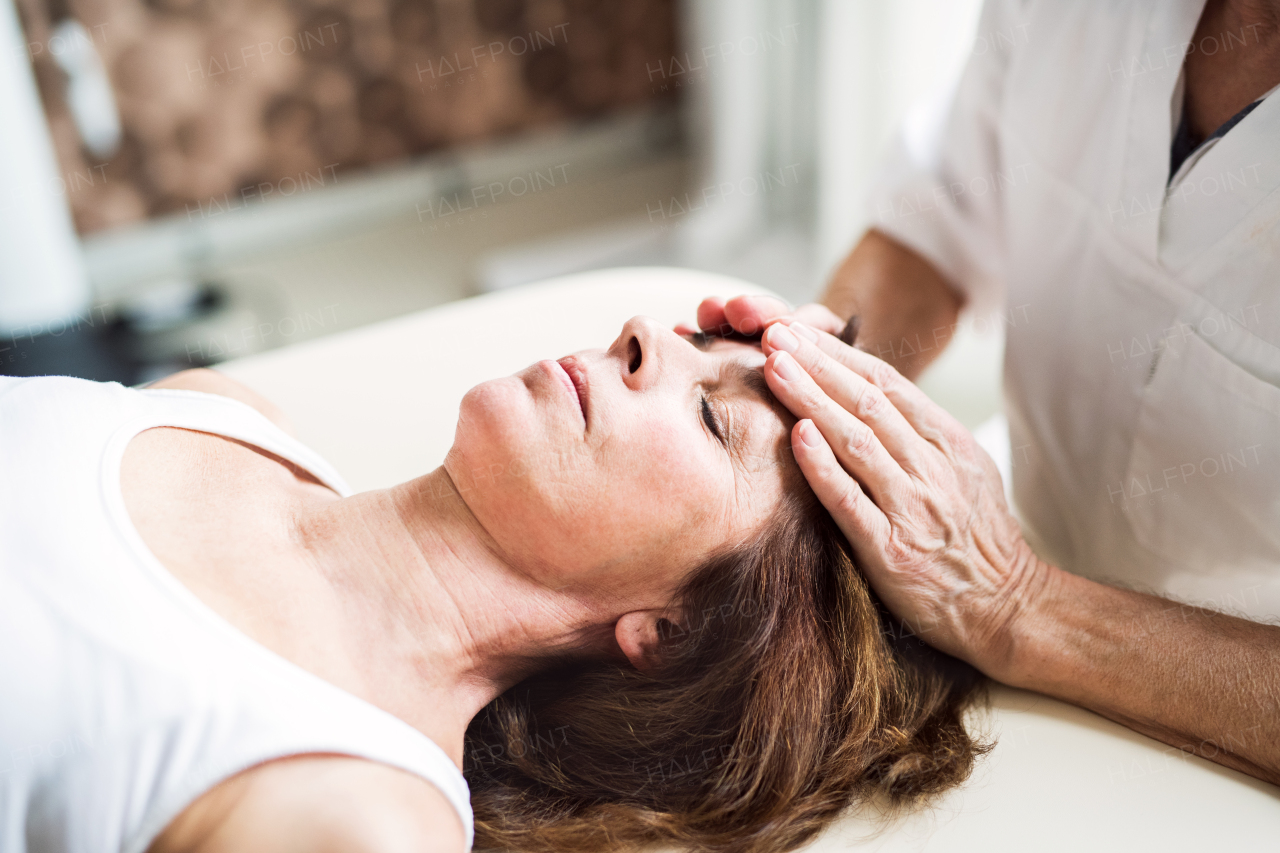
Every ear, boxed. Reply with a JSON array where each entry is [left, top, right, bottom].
[[614, 610, 685, 673]]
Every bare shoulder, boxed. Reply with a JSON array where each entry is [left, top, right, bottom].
[[150, 755, 467, 853], [144, 368, 297, 436]]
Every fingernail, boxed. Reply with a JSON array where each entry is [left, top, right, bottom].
[[767, 323, 800, 353], [772, 351, 800, 380], [798, 419, 821, 447], [790, 321, 817, 342]]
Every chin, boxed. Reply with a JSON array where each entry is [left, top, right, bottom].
[[449, 377, 537, 484]]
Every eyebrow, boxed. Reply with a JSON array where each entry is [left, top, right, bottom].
[[689, 328, 758, 346], [724, 360, 772, 406], [685, 332, 772, 405], [688, 330, 713, 349]]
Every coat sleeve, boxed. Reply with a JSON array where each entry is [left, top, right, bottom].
[[865, 0, 1028, 318]]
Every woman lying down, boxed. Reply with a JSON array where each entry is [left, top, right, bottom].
[[1, 316, 988, 853]]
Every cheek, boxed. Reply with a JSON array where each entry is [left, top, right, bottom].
[[584, 421, 729, 557], [447, 395, 751, 588], [505, 419, 728, 584], [447, 379, 602, 577], [623, 423, 717, 504]]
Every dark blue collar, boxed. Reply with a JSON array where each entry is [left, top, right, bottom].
[[1169, 93, 1268, 182]]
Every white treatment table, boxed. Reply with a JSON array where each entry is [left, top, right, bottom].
[[219, 267, 1280, 850]]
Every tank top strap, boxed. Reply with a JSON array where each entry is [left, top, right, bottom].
[[133, 387, 355, 497]]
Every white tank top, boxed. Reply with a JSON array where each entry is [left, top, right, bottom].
[[0, 375, 474, 853]]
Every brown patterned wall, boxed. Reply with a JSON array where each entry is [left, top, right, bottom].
[[17, 0, 679, 235]]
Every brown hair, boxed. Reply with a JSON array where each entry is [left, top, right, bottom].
[[464, 483, 990, 852]]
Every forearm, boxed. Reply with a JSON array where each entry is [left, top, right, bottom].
[[1000, 563, 1280, 784], [820, 229, 963, 381]]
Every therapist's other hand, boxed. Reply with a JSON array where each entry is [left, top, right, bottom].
[[696, 295, 846, 340], [761, 321, 1050, 676]]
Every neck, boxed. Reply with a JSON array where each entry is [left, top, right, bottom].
[[293, 468, 612, 766], [1225, 0, 1280, 30], [1213, 0, 1280, 41]]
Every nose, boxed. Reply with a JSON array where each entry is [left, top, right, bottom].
[[611, 315, 686, 391]]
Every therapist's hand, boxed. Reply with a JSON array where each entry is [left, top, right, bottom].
[[695, 295, 847, 340], [760, 320, 1053, 676]]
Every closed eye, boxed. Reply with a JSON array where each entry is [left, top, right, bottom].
[[700, 395, 726, 444]]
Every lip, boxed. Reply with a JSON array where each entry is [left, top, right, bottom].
[[552, 357, 588, 427]]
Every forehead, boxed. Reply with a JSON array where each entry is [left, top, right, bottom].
[[703, 336, 765, 365]]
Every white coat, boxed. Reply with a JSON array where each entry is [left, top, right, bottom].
[[867, 0, 1280, 621]]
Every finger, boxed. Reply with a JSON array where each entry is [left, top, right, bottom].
[[762, 323, 935, 476], [789, 322, 949, 447], [696, 297, 731, 337], [723, 294, 792, 337], [673, 322, 699, 336], [791, 419, 891, 549], [765, 350, 913, 510], [789, 303, 846, 336]]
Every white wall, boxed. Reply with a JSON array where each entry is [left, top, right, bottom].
[[816, 0, 1003, 428], [815, 0, 984, 278]]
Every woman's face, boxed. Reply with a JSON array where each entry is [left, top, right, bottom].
[[446, 316, 797, 606]]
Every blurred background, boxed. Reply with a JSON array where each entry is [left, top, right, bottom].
[[0, 0, 1001, 427]]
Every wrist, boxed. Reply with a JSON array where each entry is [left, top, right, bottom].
[[979, 550, 1072, 688]]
